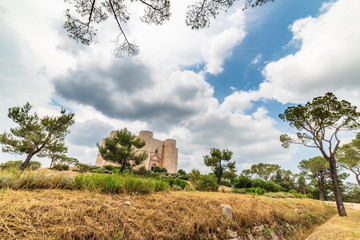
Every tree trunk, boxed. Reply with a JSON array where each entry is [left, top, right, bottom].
[[120, 157, 127, 172], [356, 174, 360, 187], [20, 153, 34, 171], [318, 177, 325, 201], [327, 155, 347, 216]]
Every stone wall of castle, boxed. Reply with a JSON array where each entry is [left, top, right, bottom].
[[95, 130, 178, 174]]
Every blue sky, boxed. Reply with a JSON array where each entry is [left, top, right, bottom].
[[1, 0, 360, 183]]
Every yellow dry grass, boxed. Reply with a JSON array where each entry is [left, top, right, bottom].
[[0, 189, 335, 240], [306, 207, 360, 240]]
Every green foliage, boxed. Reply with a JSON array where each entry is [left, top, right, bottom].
[[74, 174, 169, 194], [177, 169, 186, 175], [0, 102, 75, 170], [336, 132, 360, 186], [0, 160, 41, 170], [195, 174, 219, 192], [250, 163, 280, 181], [151, 166, 167, 173], [234, 175, 252, 189], [189, 169, 201, 183], [163, 178, 189, 190], [203, 148, 234, 184], [51, 164, 69, 171], [233, 187, 267, 195], [0, 169, 169, 194], [76, 163, 91, 173], [104, 165, 115, 171], [97, 128, 148, 173], [28, 161, 41, 170], [133, 166, 152, 176]]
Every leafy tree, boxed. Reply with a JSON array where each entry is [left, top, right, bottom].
[[279, 92, 360, 216], [336, 132, 360, 186], [299, 156, 330, 201], [203, 148, 234, 184], [0, 102, 75, 171], [177, 169, 186, 175], [38, 142, 79, 167], [189, 169, 201, 183], [97, 128, 148, 172], [250, 163, 280, 181], [64, 0, 273, 57], [241, 169, 253, 178]]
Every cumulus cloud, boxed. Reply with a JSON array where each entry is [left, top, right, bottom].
[[67, 119, 113, 147], [258, 0, 360, 104]]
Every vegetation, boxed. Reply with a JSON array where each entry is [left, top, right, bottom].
[[63, 0, 273, 57], [97, 128, 148, 172], [0, 160, 41, 170], [336, 132, 360, 186], [299, 156, 330, 201], [51, 163, 70, 171], [0, 102, 75, 170], [203, 148, 234, 184], [279, 92, 360, 216], [250, 163, 280, 181], [0, 189, 335, 239]]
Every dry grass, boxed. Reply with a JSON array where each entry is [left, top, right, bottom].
[[0, 189, 335, 240], [306, 207, 360, 240]]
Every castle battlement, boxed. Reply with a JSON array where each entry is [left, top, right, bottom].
[[95, 130, 178, 173]]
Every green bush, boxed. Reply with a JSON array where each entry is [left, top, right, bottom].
[[163, 178, 189, 190], [76, 163, 91, 173], [51, 164, 69, 171], [232, 188, 247, 194], [234, 175, 251, 189], [177, 169, 186, 175], [134, 166, 152, 176], [28, 161, 41, 170], [1, 160, 41, 170], [103, 165, 115, 171], [233, 187, 267, 195], [222, 180, 231, 187], [195, 175, 218, 192], [250, 179, 283, 192]]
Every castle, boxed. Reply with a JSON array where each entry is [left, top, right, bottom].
[[95, 130, 178, 173]]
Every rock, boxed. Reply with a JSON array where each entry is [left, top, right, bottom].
[[220, 204, 233, 219], [125, 201, 131, 205], [227, 229, 238, 238]]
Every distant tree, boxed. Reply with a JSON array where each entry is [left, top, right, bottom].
[[97, 128, 148, 172], [177, 169, 187, 175], [38, 141, 78, 167], [241, 169, 253, 178], [203, 148, 234, 184], [299, 156, 330, 201], [0, 102, 75, 171], [189, 169, 201, 183], [279, 92, 360, 216], [250, 163, 280, 181], [64, 0, 273, 57], [336, 132, 360, 186]]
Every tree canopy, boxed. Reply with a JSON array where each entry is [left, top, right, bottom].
[[299, 156, 329, 201], [203, 148, 234, 184], [97, 128, 148, 172], [0, 102, 75, 170], [336, 132, 360, 186], [64, 0, 274, 57], [279, 92, 360, 217], [250, 163, 280, 181]]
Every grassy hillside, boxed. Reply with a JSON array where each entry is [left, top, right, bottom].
[[0, 189, 335, 240]]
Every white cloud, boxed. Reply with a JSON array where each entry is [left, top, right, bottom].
[[258, 0, 360, 104]]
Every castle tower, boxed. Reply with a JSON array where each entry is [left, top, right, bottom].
[[162, 139, 178, 174]]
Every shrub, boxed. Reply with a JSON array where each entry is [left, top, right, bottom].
[[103, 165, 115, 171], [232, 188, 247, 194], [28, 161, 41, 170], [152, 166, 162, 172], [52, 164, 69, 171], [234, 175, 251, 189], [177, 169, 186, 175], [134, 166, 151, 176], [222, 180, 232, 187], [163, 178, 189, 190], [160, 168, 167, 173], [250, 179, 283, 192], [195, 175, 218, 192], [76, 163, 91, 173]]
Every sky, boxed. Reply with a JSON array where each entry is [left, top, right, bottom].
[[1, 0, 360, 182]]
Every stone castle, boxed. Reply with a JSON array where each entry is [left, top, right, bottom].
[[95, 130, 178, 174]]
